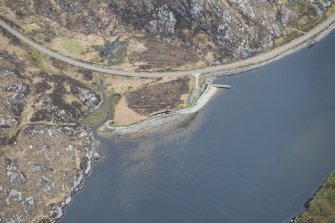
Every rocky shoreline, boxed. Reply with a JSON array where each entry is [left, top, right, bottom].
[[289, 172, 335, 223], [1, 3, 335, 222], [51, 128, 102, 223], [0, 28, 104, 223], [0, 125, 100, 223], [210, 17, 335, 78]]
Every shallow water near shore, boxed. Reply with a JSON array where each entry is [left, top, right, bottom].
[[61, 31, 335, 223]]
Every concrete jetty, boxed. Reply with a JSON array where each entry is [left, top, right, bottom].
[[211, 84, 231, 89]]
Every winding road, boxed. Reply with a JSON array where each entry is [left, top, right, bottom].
[[1, 14, 335, 78]]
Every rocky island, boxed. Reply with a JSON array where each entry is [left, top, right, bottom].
[[0, 0, 335, 222]]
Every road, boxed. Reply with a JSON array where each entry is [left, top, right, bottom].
[[1, 14, 335, 78]]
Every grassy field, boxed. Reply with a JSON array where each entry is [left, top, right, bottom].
[[112, 122, 133, 127], [62, 39, 85, 55], [326, 3, 335, 17], [111, 42, 128, 65], [297, 171, 335, 223], [83, 92, 121, 128]]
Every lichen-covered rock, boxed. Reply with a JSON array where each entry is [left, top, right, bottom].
[[2, 0, 334, 69], [0, 115, 18, 128], [75, 87, 100, 108], [5, 159, 27, 185], [0, 48, 99, 223], [0, 126, 96, 223], [107, 0, 334, 63]]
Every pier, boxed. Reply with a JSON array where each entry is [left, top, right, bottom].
[[211, 84, 231, 89]]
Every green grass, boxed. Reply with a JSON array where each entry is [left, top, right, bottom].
[[326, 3, 335, 17], [23, 44, 55, 72], [83, 92, 121, 128], [291, 0, 322, 32], [111, 42, 128, 65], [106, 93, 121, 121], [297, 172, 335, 223], [84, 108, 106, 128], [27, 50, 44, 68], [187, 91, 202, 108], [94, 41, 128, 65], [111, 122, 133, 127], [62, 39, 85, 55]]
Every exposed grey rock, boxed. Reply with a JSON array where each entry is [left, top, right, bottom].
[[5, 189, 22, 206], [57, 0, 77, 12], [40, 144, 54, 161], [54, 109, 74, 123], [93, 152, 102, 160], [5, 83, 30, 98], [32, 164, 47, 173], [65, 196, 72, 206], [5, 159, 27, 185], [0, 116, 18, 128], [65, 145, 75, 152], [107, 0, 334, 63], [71, 170, 84, 193], [76, 87, 99, 108], [20, 196, 36, 215], [0, 49, 98, 223], [38, 174, 54, 193], [49, 205, 63, 220], [23, 126, 45, 137], [47, 128, 61, 138]]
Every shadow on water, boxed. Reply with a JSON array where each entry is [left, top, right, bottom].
[[62, 31, 335, 223]]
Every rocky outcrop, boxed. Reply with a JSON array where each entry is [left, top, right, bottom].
[[0, 33, 101, 223], [2, 0, 334, 69], [0, 126, 97, 223], [108, 0, 333, 63]]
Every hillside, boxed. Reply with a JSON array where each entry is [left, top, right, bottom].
[[1, 0, 334, 71]]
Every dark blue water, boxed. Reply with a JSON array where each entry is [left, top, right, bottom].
[[62, 31, 335, 223]]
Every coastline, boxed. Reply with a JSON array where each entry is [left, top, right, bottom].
[[0, 14, 334, 78], [1, 12, 334, 223], [57, 16, 335, 222], [99, 86, 217, 135], [216, 21, 335, 78], [94, 16, 335, 135], [293, 171, 335, 223], [61, 23, 335, 222], [51, 128, 101, 222]]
